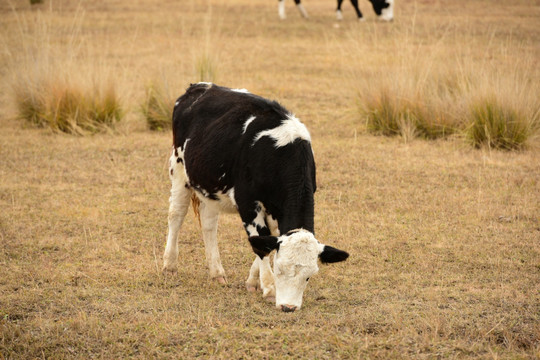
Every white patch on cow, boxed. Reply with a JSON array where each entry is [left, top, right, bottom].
[[252, 114, 311, 148], [197, 82, 213, 87], [296, 3, 309, 18], [218, 172, 226, 180], [181, 138, 191, 181], [213, 187, 237, 213], [228, 188, 236, 207], [246, 224, 258, 237], [244, 201, 267, 235], [379, 0, 394, 21], [252, 201, 267, 229], [336, 10, 343, 21], [266, 214, 280, 236], [175, 100, 180, 107], [232, 88, 250, 94], [242, 115, 256, 134], [272, 230, 323, 310], [278, 0, 286, 19]]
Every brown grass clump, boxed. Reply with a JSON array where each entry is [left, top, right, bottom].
[[353, 15, 539, 149], [363, 84, 459, 142], [141, 83, 175, 131], [14, 80, 122, 135], [467, 97, 539, 150], [5, 4, 124, 135]]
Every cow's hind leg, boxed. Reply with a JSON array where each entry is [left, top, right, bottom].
[[163, 150, 191, 273], [200, 201, 226, 283]]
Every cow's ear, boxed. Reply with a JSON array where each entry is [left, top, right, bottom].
[[249, 236, 280, 259], [319, 245, 349, 264]]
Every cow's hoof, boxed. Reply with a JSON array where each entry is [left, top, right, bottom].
[[246, 284, 259, 293], [214, 276, 227, 285], [162, 265, 178, 275]]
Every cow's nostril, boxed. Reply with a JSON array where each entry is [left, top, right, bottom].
[[281, 305, 297, 313]]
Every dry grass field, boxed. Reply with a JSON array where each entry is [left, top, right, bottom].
[[1, 0, 539, 358]]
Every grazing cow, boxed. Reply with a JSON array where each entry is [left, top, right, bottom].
[[277, 0, 394, 21], [163, 83, 349, 312]]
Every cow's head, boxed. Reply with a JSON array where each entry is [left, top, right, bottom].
[[370, 0, 394, 21], [249, 229, 349, 312]]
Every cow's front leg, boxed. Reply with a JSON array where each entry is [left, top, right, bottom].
[[278, 0, 286, 19], [294, 0, 309, 18], [199, 200, 226, 284], [259, 256, 276, 301], [246, 256, 275, 301], [246, 256, 260, 292], [240, 201, 276, 300]]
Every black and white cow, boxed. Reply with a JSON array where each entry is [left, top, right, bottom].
[[337, 0, 394, 21], [278, 0, 394, 21], [163, 83, 349, 312]]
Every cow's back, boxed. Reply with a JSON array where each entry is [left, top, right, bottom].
[[171, 83, 293, 200]]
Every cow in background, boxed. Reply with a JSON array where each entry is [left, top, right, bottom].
[[277, 0, 394, 21]]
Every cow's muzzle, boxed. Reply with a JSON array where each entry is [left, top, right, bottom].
[[280, 304, 297, 313]]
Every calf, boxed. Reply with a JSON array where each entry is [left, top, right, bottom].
[[163, 83, 348, 312], [277, 0, 394, 21]]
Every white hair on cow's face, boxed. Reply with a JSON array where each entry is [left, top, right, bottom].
[[249, 229, 349, 311], [272, 230, 322, 310], [252, 114, 311, 148]]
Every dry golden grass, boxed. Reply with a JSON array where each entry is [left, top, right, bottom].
[[1, 0, 539, 358]]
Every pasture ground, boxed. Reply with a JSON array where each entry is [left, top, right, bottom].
[[1, 0, 539, 358]]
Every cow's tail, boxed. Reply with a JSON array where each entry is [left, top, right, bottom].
[[191, 193, 201, 227]]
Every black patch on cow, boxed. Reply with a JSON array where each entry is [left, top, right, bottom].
[[319, 245, 349, 264], [170, 168, 173, 176], [176, 157, 183, 164], [369, 0, 390, 15], [337, 0, 364, 18], [337, 0, 389, 18], [249, 236, 280, 259]]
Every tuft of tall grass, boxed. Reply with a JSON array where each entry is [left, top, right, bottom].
[[141, 84, 175, 131], [350, 16, 539, 150], [6, 5, 124, 135], [195, 53, 218, 83], [362, 79, 462, 142], [466, 97, 539, 150], [14, 80, 122, 135], [192, 3, 220, 83]]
